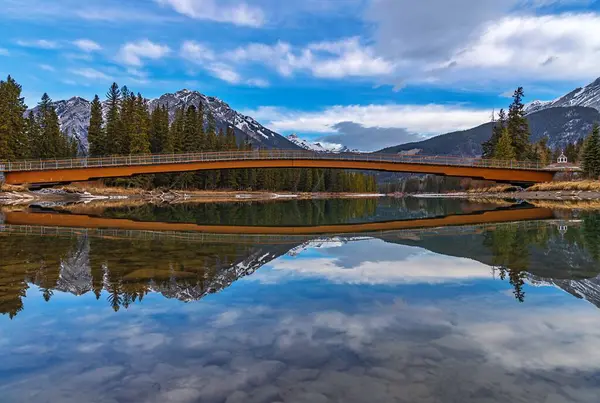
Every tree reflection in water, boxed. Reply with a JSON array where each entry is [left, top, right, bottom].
[[3, 211, 600, 317]]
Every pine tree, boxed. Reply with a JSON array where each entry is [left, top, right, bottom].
[[129, 94, 150, 155], [582, 124, 600, 179], [105, 83, 121, 155], [25, 111, 41, 158], [118, 89, 136, 155], [533, 137, 551, 166], [170, 107, 185, 153], [149, 105, 170, 154], [88, 94, 105, 157], [482, 109, 506, 158], [37, 93, 65, 158], [225, 126, 237, 150], [507, 87, 531, 160], [0, 75, 28, 161], [182, 105, 199, 152], [494, 127, 516, 161]]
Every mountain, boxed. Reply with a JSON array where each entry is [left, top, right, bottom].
[[149, 90, 299, 150], [28, 89, 299, 155], [526, 77, 600, 114], [379, 106, 600, 156], [286, 134, 359, 153]]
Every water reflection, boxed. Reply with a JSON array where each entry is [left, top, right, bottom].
[[2, 200, 600, 402], [2, 207, 600, 318]]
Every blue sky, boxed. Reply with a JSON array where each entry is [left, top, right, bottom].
[[1, 0, 600, 150]]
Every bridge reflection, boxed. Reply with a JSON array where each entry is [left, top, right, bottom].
[[2, 206, 554, 241]]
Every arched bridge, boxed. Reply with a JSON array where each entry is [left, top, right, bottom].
[[0, 150, 558, 186]]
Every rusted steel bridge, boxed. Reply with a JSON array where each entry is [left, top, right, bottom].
[[0, 150, 558, 186]]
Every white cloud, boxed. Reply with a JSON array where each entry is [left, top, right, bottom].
[[70, 68, 113, 81], [117, 40, 171, 66], [73, 39, 102, 52], [180, 40, 216, 63], [245, 78, 269, 88], [226, 37, 395, 79], [367, 1, 600, 85], [262, 254, 492, 285], [245, 103, 490, 135], [181, 41, 268, 87], [39, 64, 55, 72], [465, 308, 600, 371], [441, 13, 600, 81], [156, 0, 265, 27], [206, 62, 241, 84], [0, 48, 9, 56], [16, 39, 60, 49]]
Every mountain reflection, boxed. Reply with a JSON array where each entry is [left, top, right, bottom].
[[3, 210, 600, 318]]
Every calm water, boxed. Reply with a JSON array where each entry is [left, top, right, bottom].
[[2, 198, 600, 402]]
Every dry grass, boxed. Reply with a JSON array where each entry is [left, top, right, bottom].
[[462, 198, 516, 207], [530, 200, 600, 210], [0, 183, 29, 192], [467, 184, 518, 194], [58, 184, 145, 196], [527, 181, 600, 192]]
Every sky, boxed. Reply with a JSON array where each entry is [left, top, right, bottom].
[[1, 0, 600, 151]]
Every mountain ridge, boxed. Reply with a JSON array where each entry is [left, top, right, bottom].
[[28, 89, 300, 155], [379, 76, 600, 157], [526, 77, 600, 114]]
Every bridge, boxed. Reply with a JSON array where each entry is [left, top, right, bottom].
[[0, 150, 558, 186]]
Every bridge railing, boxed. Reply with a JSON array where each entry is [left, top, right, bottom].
[[0, 150, 544, 172]]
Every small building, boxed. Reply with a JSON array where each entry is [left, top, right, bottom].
[[557, 152, 568, 164]]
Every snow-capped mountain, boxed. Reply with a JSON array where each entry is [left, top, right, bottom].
[[286, 134, 359, 153], [149, 89, 299, 150], [526, 77, 600, 114], [27, 89, 299, 155]]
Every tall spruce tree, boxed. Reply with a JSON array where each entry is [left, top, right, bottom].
[[37, 93, 62, 158], [149, 105, 170, 153], [494, 127, 516, 161], [25, 111, 41, 158], [105, 83, 121, 155], [118, 89, 136, 154], [482, 109, 506, 158], [582, 124, 600, 179], [88, 95, 105, 156], [507, 87, 531, 160], [0, 75, 28, 161]]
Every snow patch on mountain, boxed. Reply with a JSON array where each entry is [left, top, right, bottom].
[[526, 76, 600, 114], [286, 134, 360, 153]]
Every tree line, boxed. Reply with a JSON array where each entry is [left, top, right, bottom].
[[482, 86, 600, 179], [0, 76, 77, 161], [0, 76, 376, 192]]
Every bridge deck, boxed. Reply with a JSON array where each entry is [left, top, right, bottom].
[[1, 150, 557, 185]]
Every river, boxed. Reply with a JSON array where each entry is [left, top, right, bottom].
[[1, 198, 600, 402]]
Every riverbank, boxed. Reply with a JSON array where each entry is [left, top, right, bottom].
[[0, 183, 386, 205], [411, 181, 600, 202]]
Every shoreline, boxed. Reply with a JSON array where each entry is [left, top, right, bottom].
[[413, 190, 600, 201], [0, 187, 387, 205]]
